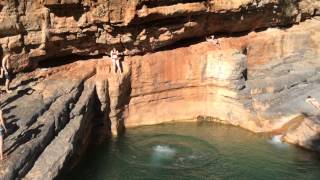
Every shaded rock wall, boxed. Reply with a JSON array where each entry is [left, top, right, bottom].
[[23, 81, 96, 180], [0, 61, 99, 180]]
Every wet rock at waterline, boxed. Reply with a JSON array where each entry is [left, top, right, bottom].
[[0, 1, 319, 180]]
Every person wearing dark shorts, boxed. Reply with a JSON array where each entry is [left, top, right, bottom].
[[4, 71, 12, 81], [0, 109, 7, 160]]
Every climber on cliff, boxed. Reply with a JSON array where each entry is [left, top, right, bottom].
[[306, 96, 320, 110], [39, 8, 50, 50], [109, 48, 124, 74], [0, 109, 7, 160], [29, 8, 50, 57], [0, 50, 12, 93]]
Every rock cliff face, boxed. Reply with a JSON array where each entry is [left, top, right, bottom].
[[125, 18, 320, 135], [0, 1, 320, 180], [0, 0, 319, 72]]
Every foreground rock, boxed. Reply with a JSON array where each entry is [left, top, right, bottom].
[[283, 116, 320, 152], [0, 61, 98, 180]]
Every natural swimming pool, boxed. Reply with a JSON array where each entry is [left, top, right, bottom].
[[66, 122, 320, 180]]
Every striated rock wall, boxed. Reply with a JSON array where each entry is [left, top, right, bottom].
[[23, 81, 96, 180], [124, 19, 320, 133], [127, 47, 251, 126], [0, 61, 99, 180], [0, 0, 319, 73]]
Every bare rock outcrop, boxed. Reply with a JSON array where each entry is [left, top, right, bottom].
[[0, 61, 98, 180], [283, 116, 320, 152], [23, 81, 96, 180]]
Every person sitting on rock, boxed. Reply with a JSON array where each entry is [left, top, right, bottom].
[[0, 51, 12, 93], [306, 96, 320, 110], [206, 35, 220, 46], [110, 48, 123, 74], [0, 109, 7, 160]]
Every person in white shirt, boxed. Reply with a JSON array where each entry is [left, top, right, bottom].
[[109, 48, 123, 74]]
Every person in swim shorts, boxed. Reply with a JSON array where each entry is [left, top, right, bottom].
[[0, 109, 7, 160]]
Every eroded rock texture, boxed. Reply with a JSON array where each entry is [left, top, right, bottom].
[[0, 1, 319, 180], [0, 0, 319, 73], [0, 61, 98, 180], [126, 19, 320, 133]]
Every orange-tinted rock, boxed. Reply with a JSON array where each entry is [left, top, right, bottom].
[[123, 19, 320, 133], [0, 0, 319, 73], [283, 116, 320, 152]]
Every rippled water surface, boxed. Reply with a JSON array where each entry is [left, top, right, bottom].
[[67, 122, 320, 180]]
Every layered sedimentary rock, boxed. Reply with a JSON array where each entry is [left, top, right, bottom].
[[0, 0, 319, 73], [126, 19, 320, 132], [0, 1, 320, 180]]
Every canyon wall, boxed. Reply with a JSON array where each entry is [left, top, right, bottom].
[[0, 0, 319, 73], [0, 1, 320, 180], [125, 18, 320, 133]]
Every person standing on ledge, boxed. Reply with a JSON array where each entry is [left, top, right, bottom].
[[39, 8, 50, 50], [306, 96, 320, 110], [0, 50, 12, 93], [0, 109, 7, 160], [110, 48, 124, 74]]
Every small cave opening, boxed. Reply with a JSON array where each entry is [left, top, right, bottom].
[[241, 46, 248, 56], [241, 46, 248, 82], [242, 69, 248, 81]]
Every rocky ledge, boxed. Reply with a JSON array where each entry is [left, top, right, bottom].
[[0, 1, 320, 180]]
